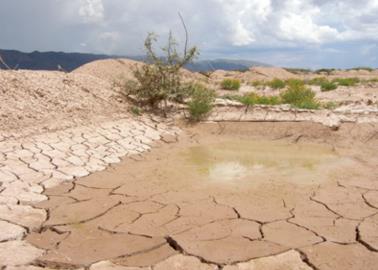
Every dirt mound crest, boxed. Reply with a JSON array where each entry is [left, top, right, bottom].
[[244, 66, 297, 81], [73, 58, 143, 84]]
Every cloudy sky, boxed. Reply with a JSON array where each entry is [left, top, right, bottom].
[[1, 0, 377, 68]]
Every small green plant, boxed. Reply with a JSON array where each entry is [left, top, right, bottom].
[[221, 78, 241, 90], [255, 95, 281, 105], [348, 67, 374, 72], [322, 101, 338, 110], [281, 81, 319, 109], [129, 106, 142, 116], [268, 78, 286, 89], [308, 77, 328, 86], [286, 79, 306, 88], [315, 68, 335, 75], [333, 77, 360, 87], [368, 78, 378, 83], [187, 84, 216, 121], [250, 80, 265, 88], [232, 93, 281, 106], [320, 81, 338, 92]]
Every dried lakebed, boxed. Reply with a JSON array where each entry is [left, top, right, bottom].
[[27, 122, 378, 270]]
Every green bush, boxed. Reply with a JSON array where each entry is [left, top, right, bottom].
[[234, 95, 255, 105], [268, 78, 286, 89], [188, 84, 216, 121], [348, 67, 374, 72], [315, 68, 335, 75], [255, 95, 281, 105], [368, 78, 378, 83], [281, 81, 319, 109], [250, 80, 265, 88], [320, 81, 338, 92], [286, 79, 306, 88], [221, 78, 241, 90], [129, 106, 142, 116], [308, 77, 328, 86], [234, 93, 281, 106], [333, 77, 360, 87], [124, 32, 198, 111]]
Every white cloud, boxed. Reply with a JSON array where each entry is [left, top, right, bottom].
[[279, 14, 339, 43], [55, 0, 378, 51], [232, 20, 255, 46], [216, 0, 272, 46], [78, 0, 104, 24], [1, 0, 378, 67]]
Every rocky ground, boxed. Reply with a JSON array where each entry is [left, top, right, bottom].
[[1, 60, 378, 269]]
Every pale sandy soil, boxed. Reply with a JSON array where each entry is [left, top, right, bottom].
[[0, 70, 129, 138]]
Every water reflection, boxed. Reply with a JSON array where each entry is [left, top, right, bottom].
[[186, 140, 338, 183]]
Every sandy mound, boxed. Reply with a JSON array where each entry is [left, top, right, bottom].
[[73, 58, 207, 85], [209, 70, 241, 83], [205, 67, 299, 83], [180, 68, 209, 83], [0, 70, 128, 137], [328, 69, 378, 80], [240, 67, 297, 81], [73, 58, 143, 85], [0, 59, 207, 137]]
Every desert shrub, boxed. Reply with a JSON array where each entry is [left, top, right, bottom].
[[124, 32, 198, 111], [255, 95, 281, 105], [233, 93, 281, 106], [268, 78, 286, 89], [308, 77, 328, 85], [221, 78, 241, 90], [368, 78, 378, 83], [348, 67, 374, 72], [281, 81, 319, 109], [315, 68, 335, 75], [286, 79, 306, 87], [250, 80, 265, 88], [187, 84, 216, 121], [320, 81, 338, 92], [234, 94, 255, 105], [129, 106, 142, 116], [333, 77, 360, 87]]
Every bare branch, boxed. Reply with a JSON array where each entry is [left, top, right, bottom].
[[0, 54, 11, 70], [178, 12, 188, 57]]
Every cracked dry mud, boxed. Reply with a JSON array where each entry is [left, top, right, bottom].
[[18, 122, 377, 270]]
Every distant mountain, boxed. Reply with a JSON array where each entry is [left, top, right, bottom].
[[0, 49, 111, 71], [186, 59, 270, 72], [0, 49, 269, 72]]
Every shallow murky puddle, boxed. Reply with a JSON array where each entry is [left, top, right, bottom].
[[184, 139, 341, 184]]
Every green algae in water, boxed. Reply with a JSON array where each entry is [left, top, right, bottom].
[[185, 140, 338, 182]]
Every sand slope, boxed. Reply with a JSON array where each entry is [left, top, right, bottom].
[[0, 70, 127, 137]]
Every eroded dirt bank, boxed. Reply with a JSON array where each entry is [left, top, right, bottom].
[[27, 122, 378, 270]]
